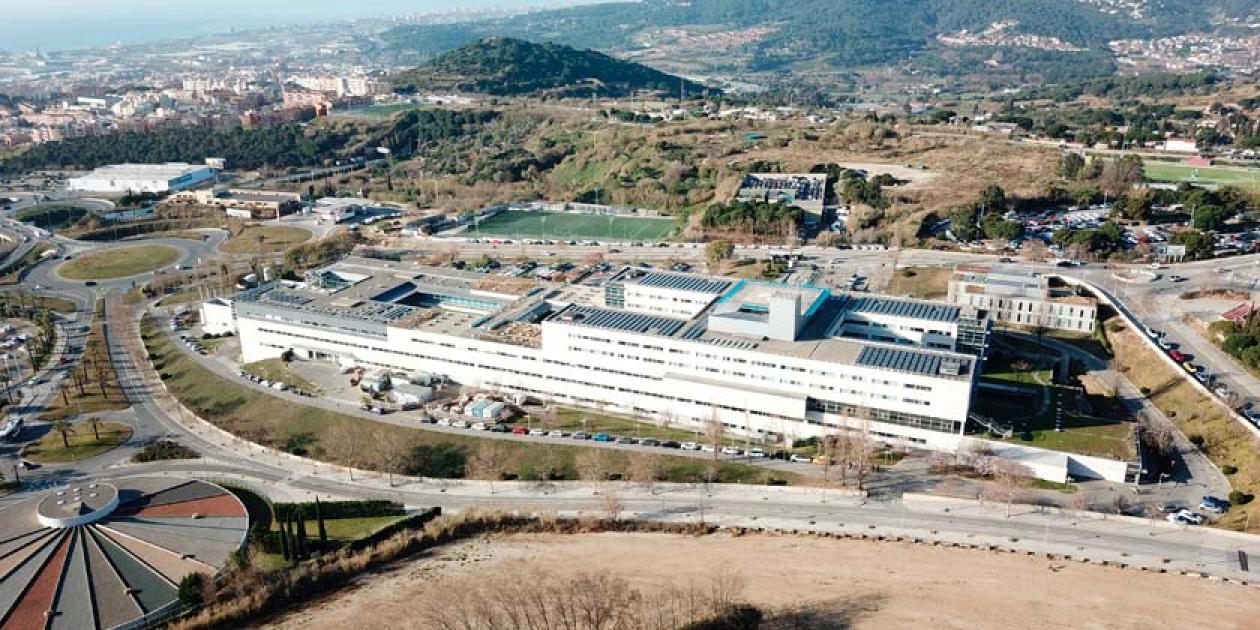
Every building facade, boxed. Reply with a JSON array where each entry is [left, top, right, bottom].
[[947, 265, 1097, 333], [217, 258, 989, 452]]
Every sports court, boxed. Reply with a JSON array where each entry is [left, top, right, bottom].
[[469, 211, 676, 241]]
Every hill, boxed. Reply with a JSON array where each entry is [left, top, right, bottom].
[[380, 0, 1257, 83], [391, 38, 709, 98]]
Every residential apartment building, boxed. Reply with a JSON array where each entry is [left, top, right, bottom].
[[209, 258, 991, 453], [947, 265, 1097, 333]]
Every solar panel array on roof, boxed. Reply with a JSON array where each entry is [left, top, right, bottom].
[[846, 296, 960, 323], [855, 346, 970, 377], [553, 305, 687, 336], [371, 282, 417, 303], [631, 272, 733, 294]]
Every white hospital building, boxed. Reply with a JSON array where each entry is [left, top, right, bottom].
[[204, 258, 992, 452]]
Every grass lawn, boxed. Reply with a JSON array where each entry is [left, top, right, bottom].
[[978, 348, 1134, 460], [1144, 161, 1260, 190], [1107, 318, 1260, 531], [242, 358, 320, 393], [15, 204, 89, 231], [59, 245, 180, 280], [469, 211, 676, 242], [885, 267, 952, 299], [269, 515, 404, 541], [23, 420, 132, 463], [142, 317, 790, 485], [220, 225, 312, 255], [41, 309, 130, 422]]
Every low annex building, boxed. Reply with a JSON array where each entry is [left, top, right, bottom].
[[171, 188, 302, 219], [213, 257, 993, 453], [947, 265, 1097, 333]]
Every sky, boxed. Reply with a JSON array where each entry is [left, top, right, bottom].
[[2, 0, 584, 52]]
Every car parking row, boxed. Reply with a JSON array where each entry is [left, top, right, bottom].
[[1143, 325, 1257, 426], [408, 414, 822, 460]]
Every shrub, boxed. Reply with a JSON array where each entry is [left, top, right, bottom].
[[405, 443, 468, 478], [133, 440, 200, 462], [1222, 465, 1238, 475], [1139, 386, 1151, 396], [178, 572, 207, 607], [1188, 434, 1204, 447], [1229, 490, 1253, 505]]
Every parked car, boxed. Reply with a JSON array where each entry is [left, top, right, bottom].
[[639, 438, 660, 447], [659, 440, 681, 449], [1160, 503, 1183, 514], [511, 426, 529, 435], [1157, 339, 1173, 350], [450, 419, 468, 429], [592, 433, 614, 442], [572, 431, 590, 440], [747, 448, 767, 458], [616, 436, 637, 445], [1169, 349, 1186, 362], [680, 442, 699, 451], [471, 422, 487, 431], [789, 453, 813, 463], [528, 428, 547, 436], [547, 430, 567, 438], [720, 446, 742, 455], [1183, 362, 1199, 374], [1200, 496, 1230, 513], [489, 424, 510, 433], [1176, 510, 1206, 525], [436, 418, 452, 427], [699, 444, 716, 453]]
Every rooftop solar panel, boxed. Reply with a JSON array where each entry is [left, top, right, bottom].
[[855, 345, 970, 378], [846, 296, 960, 323], [552, 304, 687, 336], [629, 272, 733, 294]]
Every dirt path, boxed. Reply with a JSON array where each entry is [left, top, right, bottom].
[[258, 532, 1260, 629]]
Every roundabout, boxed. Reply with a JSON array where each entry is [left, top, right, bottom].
[[56, 244, 181, 280]]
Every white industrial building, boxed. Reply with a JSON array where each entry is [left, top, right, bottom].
[[947, 265, 1097, 333], [205, 257, 995, 453], [67, 163, 217, 194]]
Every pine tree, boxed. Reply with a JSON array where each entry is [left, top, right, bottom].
[[295, 510, 309, 559], [315, 497, 328, 543]]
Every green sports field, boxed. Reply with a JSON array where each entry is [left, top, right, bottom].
[[1144, 161, 1260, 189], [469, 211, 676, 241]]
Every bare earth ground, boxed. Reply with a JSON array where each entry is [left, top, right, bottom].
[[259, 532, 1260, 629]]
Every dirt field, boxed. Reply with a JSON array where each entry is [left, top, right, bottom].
[[259, 532, 1260, 629]]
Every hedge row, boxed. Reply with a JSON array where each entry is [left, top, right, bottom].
[[273, 499, 404, 521]]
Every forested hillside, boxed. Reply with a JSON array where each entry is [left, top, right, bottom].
[[379, 0, 1252, 79], [0, 109, 498, 173], [392, 38, 708, 97]]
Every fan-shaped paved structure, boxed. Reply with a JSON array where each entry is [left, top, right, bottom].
[[0, 478, 248, 629]]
